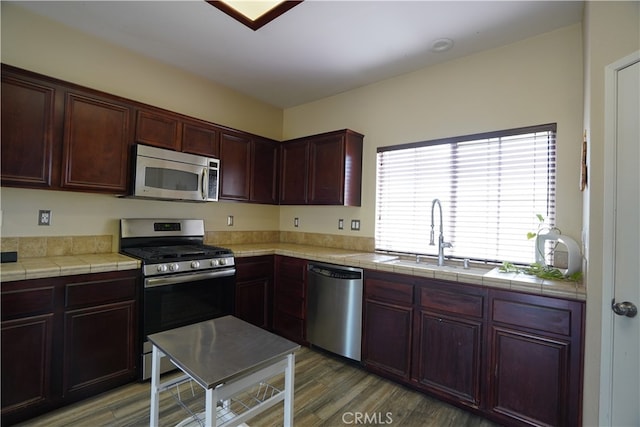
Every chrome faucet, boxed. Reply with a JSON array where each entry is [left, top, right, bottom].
[[430, 198, 452, 266]]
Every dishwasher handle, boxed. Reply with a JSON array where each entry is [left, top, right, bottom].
[[308, 264, 362, 280]]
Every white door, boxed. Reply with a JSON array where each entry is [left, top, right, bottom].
[[601, 51, 640, 427]]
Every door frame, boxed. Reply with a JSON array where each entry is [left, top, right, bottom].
[[599, 49, 640, 426]]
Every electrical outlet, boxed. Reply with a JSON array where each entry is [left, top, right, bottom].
[[38, 210, 51, 226], [294, 217, 299, 228], [227, 215, 234, 226], [338, 219, 344, 230], [350, 219, 360, 231]]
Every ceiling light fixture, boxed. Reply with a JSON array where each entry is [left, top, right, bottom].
[[431, 38, 454, 53], [207, 0, 303, 31]]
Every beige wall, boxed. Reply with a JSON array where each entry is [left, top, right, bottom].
[[581, 2, 640, 425], [282, 24, 585, 244]]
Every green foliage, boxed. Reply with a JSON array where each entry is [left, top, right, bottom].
[[499, 261, 582, 283]]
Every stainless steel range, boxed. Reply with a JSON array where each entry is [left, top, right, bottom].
[[119, 218, 235, 380]]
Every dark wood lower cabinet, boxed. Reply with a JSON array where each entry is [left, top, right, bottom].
[[363, 299, 413, 380], [414, 312, 483, 406], [235, 256, 273, 329], [487, 290, 584, 427], [362, 269, 584, 427], [63, 301, 136, 399], [273, 256, 307, 344], [1, 270, 139, 426], [1, 314, 54, 417]]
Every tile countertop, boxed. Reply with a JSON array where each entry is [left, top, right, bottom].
[[0, 243, 585, 302], [227, 243, 586, 302], [0, 253, 140, 282]]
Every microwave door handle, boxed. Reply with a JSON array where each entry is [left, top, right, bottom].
[[201, 168, 207, 200]]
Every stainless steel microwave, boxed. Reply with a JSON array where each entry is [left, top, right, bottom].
[[131, 144, 219, 202]]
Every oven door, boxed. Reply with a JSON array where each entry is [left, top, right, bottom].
[[140, 268, 235, 379], [143, 268, 235, 337]]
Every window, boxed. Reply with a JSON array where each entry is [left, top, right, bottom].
[[375, 123, 556, 265]]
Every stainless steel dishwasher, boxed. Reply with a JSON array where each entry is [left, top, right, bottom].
[[306, 262, 363, 361]]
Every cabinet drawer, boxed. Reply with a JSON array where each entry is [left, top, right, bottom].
[[491, 292, 576, 336], [1, 286, 55, 319], [65, 276, 136, 309], [235, 256, 273, 281], [277, 257, 306, 281], [418, 284, 485, 318], [365, 278, 413, 306]]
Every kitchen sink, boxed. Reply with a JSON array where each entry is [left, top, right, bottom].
[[380, 258, 489, 275]]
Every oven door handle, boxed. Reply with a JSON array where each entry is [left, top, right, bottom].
[[144, 268, 236, 288]]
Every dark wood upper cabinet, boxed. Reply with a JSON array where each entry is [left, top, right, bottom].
[[279, 140, 309, 205], [134, 109, 220, 158], [134, 109, 180, 151], [218, 132, 279, 204], [1, 70, 58, 188], [280, 129, 363, 206], [62, 93, 132, 193], [251, 137, 279, 204], [1, 65, 362, 205], [219, 131, 252, 201], [182, 120, 220, 158]]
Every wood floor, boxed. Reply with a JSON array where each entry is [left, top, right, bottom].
[[17, 347, 500, 427]]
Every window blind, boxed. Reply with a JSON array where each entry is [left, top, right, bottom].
[[375, 124, 556, 265]]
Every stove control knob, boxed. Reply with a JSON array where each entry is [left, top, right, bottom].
[[210, 259, 219, 266], [190, 261, 200, 269], [157, 264, 168, 273], [219, 258, 227, 266], [169, 263, 179, 271]]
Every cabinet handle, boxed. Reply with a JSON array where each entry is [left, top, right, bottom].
[[612, 299, 638, 318]]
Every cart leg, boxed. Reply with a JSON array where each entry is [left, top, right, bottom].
[[283, 352, 295, 427], [205, 386, 218, 427], [150, 345, 163, 427]]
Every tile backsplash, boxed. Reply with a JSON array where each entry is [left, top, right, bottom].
[[3, 231, 374, 260], [1, 235, 112, 259]]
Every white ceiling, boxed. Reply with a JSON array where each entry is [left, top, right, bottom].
[[11, 1, 584, 108]]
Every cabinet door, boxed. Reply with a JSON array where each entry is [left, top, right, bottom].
[[363, 299, 413, 380], [63, 301, 136, 399], [414, 312, 482, 406], [182, 121, 220, 158], [279, 140, 308, 204], [62, 93, 131, 192], [135, 109, 180, 150], [219, 131, 251, 201], [1, 314, 54, 418], [308, 134, 345, 205], [273, 256, 307, 343], [250, 138, 279, 204], [1, 75, 56, 188], [235, 256, 273, 329], [488, 291, 584, 427], [413, 282, 486, 407]]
